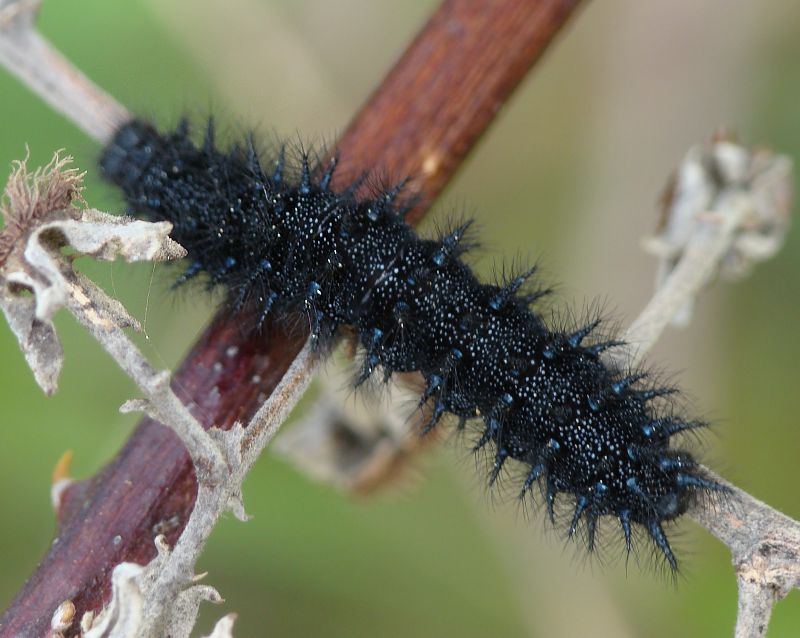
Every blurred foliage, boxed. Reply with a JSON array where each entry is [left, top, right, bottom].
[[1, 1, 799, 636]]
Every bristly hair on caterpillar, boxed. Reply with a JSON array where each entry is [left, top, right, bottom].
[[99, 116, 726, 574]]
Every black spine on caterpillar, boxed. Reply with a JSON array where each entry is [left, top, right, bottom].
[[100, 118, 723, 572]]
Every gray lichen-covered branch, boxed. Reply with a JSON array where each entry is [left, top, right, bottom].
[[0, 155, 241, 636]]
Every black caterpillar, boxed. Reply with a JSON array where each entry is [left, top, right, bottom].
[[100, 118, 722, 572]]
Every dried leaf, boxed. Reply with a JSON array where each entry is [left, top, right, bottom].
[[201, 613, 237, 638], [0, 153, 186, 394], [81, 563, 144, 638]]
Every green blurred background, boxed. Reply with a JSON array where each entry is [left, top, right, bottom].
[[1, 1, 799, 636]]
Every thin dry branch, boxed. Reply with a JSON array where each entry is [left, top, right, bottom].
[[0, 0, 128, 143], [0, 155, 263, 635], [0, 156, 229, 634]]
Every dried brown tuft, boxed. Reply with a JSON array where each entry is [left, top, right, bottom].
[[0, 151, 85, 266]]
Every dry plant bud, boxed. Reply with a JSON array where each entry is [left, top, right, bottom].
[[646, 134, 793, 325], [49, 599, 75, 637]]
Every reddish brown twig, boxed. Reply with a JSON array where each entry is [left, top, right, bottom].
[[0, 0, 584, 635]]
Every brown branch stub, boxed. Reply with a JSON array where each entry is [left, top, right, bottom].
[[0, 0, 585, 635], [273, 366, 435, 494], [335, 0, 584, 220]]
